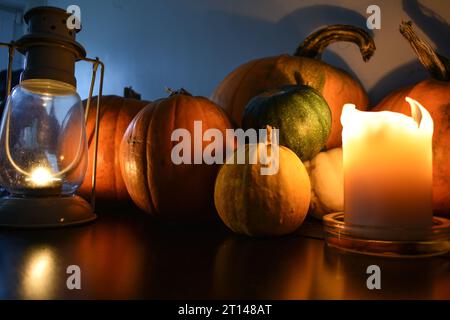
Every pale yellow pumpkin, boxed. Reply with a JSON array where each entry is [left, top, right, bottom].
[[214, 135, 311, 236]]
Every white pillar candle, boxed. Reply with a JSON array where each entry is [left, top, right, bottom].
[[341, 97, 433, 232]]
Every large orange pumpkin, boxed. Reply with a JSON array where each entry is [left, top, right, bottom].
[[77, 96, 150, 204], [211, 25, 375, 149], [374, 22, 450, 216], [120, 89, 234, 221]]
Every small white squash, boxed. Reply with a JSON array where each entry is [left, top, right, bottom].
[[304, 148, 343, 219]]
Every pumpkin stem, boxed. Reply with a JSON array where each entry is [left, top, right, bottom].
[[266, 125, 272, 145], [165, 87, 193, 97], [399, 21, 450, 81], [294, 25, 375, 62], [264, 125, 273, 161]]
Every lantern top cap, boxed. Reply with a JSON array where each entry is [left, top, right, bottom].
[[15, 6, 86, 87], [24, 6, 76, 26], [17, 5, 86, 58]]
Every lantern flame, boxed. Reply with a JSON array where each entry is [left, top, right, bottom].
[[26, 166, 60, 187]]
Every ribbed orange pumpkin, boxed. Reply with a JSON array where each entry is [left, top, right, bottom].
[[373, 22, 450, 216], [120, 89, 234, 221], [211, 25, 375, 149], [77, 96, 150, 204]]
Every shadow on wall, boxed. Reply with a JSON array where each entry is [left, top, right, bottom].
[[202, 5, 371, 94], [403, 0, 450, 55], [370, 60, 425, 106], [92, 3, 370, 102], [370, 0, 450, 104], [276, 4, 373, 81], [71, 1, 448, 105]]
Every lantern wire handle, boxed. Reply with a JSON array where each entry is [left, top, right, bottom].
[[82, 57, 104, 210], [84, 61, 97, 122], [2, 42, 87, 179], [1, 42, 83, 178], [0, 42, 14, 97], [1, 43, 104, 211]]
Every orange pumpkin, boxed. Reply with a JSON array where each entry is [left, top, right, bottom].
[[77, 96, 150, 204], [373, 22, 450, 216], [120, 89, 234, 221], [211, 24, 375, 149]]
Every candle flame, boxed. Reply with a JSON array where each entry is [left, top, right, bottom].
[[26, 167, 60, 187]]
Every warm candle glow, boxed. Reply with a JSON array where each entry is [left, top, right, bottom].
[[341, 97, 433, 235], [26, 166, 61, 187]]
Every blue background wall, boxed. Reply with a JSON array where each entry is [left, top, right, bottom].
[[3, 0, 450, 105]]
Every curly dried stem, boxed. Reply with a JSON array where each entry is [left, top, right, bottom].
[[400, 21, 450, 81], [295, 24, 376, 62]]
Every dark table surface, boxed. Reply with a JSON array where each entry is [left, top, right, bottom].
[[0, 206, 449, 300]]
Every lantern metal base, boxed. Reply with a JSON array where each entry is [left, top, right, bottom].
[[0, 195, 97, 228], [323, 213, 450, 258]]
